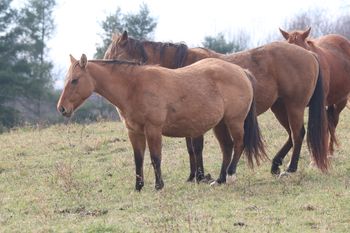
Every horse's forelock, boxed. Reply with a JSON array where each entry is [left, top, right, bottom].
[[63, 61, 80, 84]]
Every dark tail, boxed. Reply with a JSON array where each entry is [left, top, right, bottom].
[[243, 70, 268, 168], [307, 59, 329, 172]]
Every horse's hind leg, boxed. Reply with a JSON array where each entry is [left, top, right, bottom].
[[145, 125, 164, 190], [128, 131, 146, 191], [284, 105, 306, 173], [226, 122, 245, 184], [212, 120, 233, 184], [327, 99, 347, 155], [270, 101, 293, 175]]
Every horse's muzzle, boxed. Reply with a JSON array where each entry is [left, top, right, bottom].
[[57, 105, 72, 117]]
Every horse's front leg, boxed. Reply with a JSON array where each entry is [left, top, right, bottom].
[[145, 125, 164, 190], [186, 136, 211, 183], [185, 137, 196, 182], [128, 131, 146, 191]]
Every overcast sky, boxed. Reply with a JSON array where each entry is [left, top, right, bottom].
[[12, 0, 349, 87]]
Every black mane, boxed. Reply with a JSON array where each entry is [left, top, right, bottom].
[[89, 59, 142, 66], [128, 37, 189, 68]]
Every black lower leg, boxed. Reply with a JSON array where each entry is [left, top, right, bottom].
[[227, 161, 237, 176], [287, 127, 305, 173], [192, 136, 206, 182], [151, 155, 164, 190], [186, 137, 196, 182], [216, 165, 227, 184], [134, 151, 144, 191], [271, 137, 293, 175]]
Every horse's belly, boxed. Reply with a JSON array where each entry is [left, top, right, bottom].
[[162, 119, 218, 137], [162, 108, 223, 137]]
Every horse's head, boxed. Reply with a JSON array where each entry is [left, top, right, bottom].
[[57, 54, 95, 117], [104, 31, 147, 63], [279, 27, 311, 49]]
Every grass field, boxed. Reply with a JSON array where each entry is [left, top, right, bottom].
[[0, 109, 349, 233]]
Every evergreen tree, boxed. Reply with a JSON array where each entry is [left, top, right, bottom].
[[17, 0, 56, 120], [203, 32, 250, 54], [95, 7, 124, 59], [123, 3, 157, 40], [95, 3, 157, 58], [0, 0, 24, 128]]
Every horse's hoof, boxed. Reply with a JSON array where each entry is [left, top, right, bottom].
[[271, 166, 281, 176], [155, 181, 164, 190], [226, 174, 237, 185], [197, 173, 214, 184], [135, 181, 144, 191], [209, 180, 220, 187], [278, 171, 291, 179], [186, 174, 195, 182]]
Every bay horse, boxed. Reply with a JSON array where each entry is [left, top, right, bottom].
[[57, 54, 266, 190], [104, 31, 329, 181], [279, 27, 350, 154], [105, 31, 329, 180]]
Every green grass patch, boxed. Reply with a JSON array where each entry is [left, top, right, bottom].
[[1, 110, 349, 232]]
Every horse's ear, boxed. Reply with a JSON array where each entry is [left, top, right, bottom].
[[79, 54, 88, 68], [70, 54, 77, 64], [302, 27, 311, 40], [279, 28, 290, 40], [121, 31, 128, 41]]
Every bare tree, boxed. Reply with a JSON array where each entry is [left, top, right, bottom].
[[334, 14, 350, 39], [264, 7, 338, 44]]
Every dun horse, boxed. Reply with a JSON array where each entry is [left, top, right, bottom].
[[104, 31, 329, 182], [57, 54, 266, 190], [280, 27, 350, 154]]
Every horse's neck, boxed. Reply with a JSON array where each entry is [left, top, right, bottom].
[[143, 43, 179, 68], [88, 62, 136, 112]]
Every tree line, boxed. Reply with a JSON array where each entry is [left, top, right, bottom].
[[1, 1, 350, 131]]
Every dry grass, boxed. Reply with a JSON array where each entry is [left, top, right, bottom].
[[0, 109, 349, 232]]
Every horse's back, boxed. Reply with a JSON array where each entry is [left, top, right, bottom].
[[314, 34, 350, 103], [227, 42, 319, 113]]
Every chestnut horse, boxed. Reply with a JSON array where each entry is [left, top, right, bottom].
[[104, 31, 329, 181], [57, 54, 266, 190], [280, 27, 350, 154]]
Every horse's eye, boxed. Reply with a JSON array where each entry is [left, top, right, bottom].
[[71, 79, 78, 85]]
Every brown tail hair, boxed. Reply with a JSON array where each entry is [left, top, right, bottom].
[[307, 58, 329, 172], [243, 70, 268, 168]]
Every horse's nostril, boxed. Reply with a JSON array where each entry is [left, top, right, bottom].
[[59, 106, 65, 114]]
